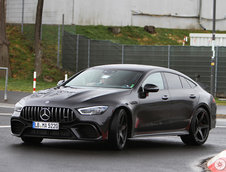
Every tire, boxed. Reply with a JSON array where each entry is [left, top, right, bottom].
[[180, 108, 210, 146], [108, 109, 128, 150], [21, 137, 43, 144]]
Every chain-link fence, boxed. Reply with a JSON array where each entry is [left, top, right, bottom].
[[62, 31, 226, 97], [6, 0, 70, 79], [5, 1, 226, 96]]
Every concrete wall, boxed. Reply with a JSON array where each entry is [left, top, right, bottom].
[[131, 0, 200, 29], [6, 0, 226, 30], [74, 0, 132, 26]]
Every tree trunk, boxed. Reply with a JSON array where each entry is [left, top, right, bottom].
[[34, 0, 44, 78], [0, 0, 11, 77]]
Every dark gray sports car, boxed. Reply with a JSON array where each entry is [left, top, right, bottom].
[[11, 64, 216, 150]]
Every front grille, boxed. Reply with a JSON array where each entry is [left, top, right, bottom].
[[20, 106, 76, 123]]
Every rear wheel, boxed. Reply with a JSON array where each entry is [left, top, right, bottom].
[[180, 108, 210, 145], [108, 109, 128, 150], [21, 137, 43, 144]]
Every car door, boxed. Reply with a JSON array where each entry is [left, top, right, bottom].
[[135, 72, 172, 134], [163, 72, 198, 130]]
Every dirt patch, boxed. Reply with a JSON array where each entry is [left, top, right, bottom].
[[199, 157, 212, 172], [137, 37, 153, 45], [168, 34, 183, 44], [115, 33, 123, 37]]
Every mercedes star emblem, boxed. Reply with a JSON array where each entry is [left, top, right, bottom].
[[40, 108, 51, 121]]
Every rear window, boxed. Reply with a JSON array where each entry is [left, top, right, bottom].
[[164, 73, 182, 89], [187, 79, 197, 88], [180, 76, 191, 89]]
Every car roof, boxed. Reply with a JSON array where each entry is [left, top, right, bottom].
[[90, 64, 195, 82], [91, 64, 162, 72], [91, 64, 181, 73]]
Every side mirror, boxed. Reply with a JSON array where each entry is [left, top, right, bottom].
[[57, 80, 65, 86], [144, 84, 159, 93]]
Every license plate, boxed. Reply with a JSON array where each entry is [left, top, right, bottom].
[[32, 121, 59, 130]]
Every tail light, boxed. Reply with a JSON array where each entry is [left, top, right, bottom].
[[212, 97, 216, 103]]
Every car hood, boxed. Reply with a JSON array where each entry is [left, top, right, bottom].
[[21, 86, 131, 108]]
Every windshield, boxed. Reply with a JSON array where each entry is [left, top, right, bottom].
[[65, 68, 143, 89]]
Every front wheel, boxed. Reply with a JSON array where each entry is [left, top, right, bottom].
[[108, 109, 128, 150], [180, 108, 210, 145], [21, 137, 43, 144]]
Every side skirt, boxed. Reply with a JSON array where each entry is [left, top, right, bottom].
[[133, 130, 189, 138]]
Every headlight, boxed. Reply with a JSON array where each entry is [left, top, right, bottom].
[[77, 106, 108, 115], [14, 102, 23, 112]]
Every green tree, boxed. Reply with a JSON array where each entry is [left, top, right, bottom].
[[0, 0, 11, 77], [34, 0, 44, 77]]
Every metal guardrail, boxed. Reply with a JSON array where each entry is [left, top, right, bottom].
[[0, 67, 8, 101]]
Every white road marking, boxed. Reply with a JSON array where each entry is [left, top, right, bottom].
[[217, 118, 226, 122], [0, 103, 14, 108], [0, 126, 10, 128], [0, 113, 12, 116], [216, 126, 226, 128]]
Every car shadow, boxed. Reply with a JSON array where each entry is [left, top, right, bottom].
[[9, 136, 213, 155]]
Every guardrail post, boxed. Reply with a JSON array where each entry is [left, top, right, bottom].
[[88, 39, 90, 68], [62, 14, 64, 37], [76, 34, 79, 72], [65, 73, 68, 81], [168, 45, 171, 68], [33, 71, 36, 93], [57, 25, 61, 68], [122, 45, 124, 64], [215, 46, 219, 96], [21, 0, 24, 34], [0, 67, 8, 101], [4, 68, 8, 101]]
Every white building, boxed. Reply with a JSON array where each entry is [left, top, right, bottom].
[[6, 0, 226, 30], [190, 33, 226, 46]]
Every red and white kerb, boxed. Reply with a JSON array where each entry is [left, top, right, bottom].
[[33, 71, 36, 93], [65, 74, 68, 81], [183, 36, 188, 46], [208, 150, 226, 172]]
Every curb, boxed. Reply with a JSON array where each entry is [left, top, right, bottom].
[[216, 114, 226, 119], [207, 150, 226, 171]]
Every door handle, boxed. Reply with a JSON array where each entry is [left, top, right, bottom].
[[162, 95, 168, 100], [189, 94, 196, 99]]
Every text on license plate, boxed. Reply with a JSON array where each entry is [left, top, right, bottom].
[[32, 121, 59, 130]]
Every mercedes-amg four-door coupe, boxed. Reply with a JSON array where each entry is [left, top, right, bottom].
[[11, 64, 216, 150]]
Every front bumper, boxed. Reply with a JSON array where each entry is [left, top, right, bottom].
[[11, 107, 113, 141], [11, 117, 104, 140]]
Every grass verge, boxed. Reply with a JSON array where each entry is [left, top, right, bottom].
[[0, 78, 56, 92], [215, 99, 226, 106], [64, 25, 226, 45]]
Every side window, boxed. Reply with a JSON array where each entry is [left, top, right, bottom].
[[187, 79, 197, 88], [164, 73, 182, 89], [142, 72, 164, 90], [180, 76, 191, 89]]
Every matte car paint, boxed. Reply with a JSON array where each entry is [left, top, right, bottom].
[[11, 64, 216, 141]]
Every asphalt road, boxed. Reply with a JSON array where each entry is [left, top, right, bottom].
[[0, 91, 226, 172]]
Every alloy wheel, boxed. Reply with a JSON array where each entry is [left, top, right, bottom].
[[194, 110, 209, 142], [117, 113, 128, 147]]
